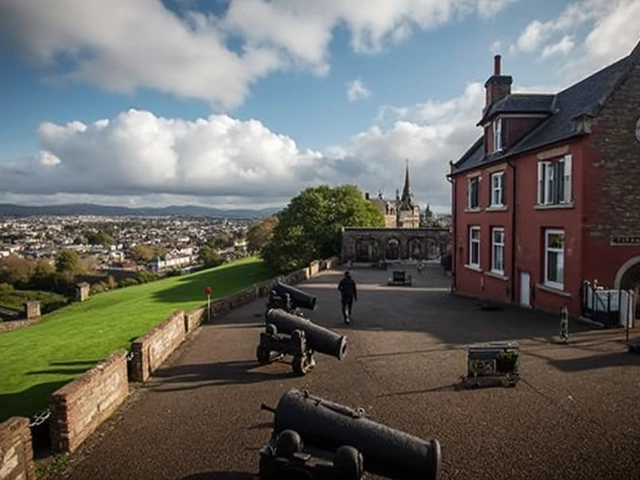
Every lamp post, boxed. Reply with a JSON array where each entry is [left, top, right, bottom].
[[205, 286, 212, 323]]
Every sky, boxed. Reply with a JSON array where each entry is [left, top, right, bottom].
[[0, 0, 638, 213]]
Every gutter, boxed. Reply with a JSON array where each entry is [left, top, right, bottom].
[[446, 161, 455, 292], [507, 158, 516, 303]]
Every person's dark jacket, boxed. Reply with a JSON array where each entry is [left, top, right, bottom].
[[338, 276, 357, 301]]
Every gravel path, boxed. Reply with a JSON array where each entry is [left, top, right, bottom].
[[55, 265, 640, 480]]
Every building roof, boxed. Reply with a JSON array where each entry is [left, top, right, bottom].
[[450, 40, 639, 176], [477, 94, 555, 125]]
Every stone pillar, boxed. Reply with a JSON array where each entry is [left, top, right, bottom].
[[24, 301, 41, 320], [76, 282, 90, 302]]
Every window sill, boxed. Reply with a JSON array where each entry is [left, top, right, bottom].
[[536, 283, 572, 297], [465, 264, 482, 273], [485, 271, 508, 281], [464, 208, 482, 213], [486, 205, 507, 212], [535, 202, 574, 210]]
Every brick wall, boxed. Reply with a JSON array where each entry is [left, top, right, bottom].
[[0, 417, 35, 480], [130, 311, 186, 382], [581, 53, 640, 287], [49, 350, 129, 454]]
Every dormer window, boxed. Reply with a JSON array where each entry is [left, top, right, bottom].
[[493, 118, 503, 152]]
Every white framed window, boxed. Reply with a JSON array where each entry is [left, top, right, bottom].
[[537, 155, 572, 205], [493, 118, 503, 152], [491, 227, 505, 274], [544, 229, 565, 290], [490, 171, 505, 206], [469, 226, 480, 267], [467, 177, 479, 209]]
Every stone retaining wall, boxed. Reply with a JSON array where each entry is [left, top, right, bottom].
[[0, 417, 35, 480], [49, 350, 129, 454], [130, 311, 186, 383]]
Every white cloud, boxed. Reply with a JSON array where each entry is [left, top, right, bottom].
[[540, 35, 575, 59], [507, 0, 638, 79], [0, 81, 487, 213], [347, 79, 372, 102], [0, 0, 517, 109]]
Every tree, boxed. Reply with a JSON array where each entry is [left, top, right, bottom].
[[246, 216, 278, 254], [130, 244, 156, 263], [208, 232, 234, 250], [55, 249, 81, 273], [262, 184, 385, 272], [0, 255, 33, 286], [199, 245, 224, 268]]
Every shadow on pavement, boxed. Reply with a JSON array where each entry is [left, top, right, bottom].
[[528, 349, 640, 372], [297, 265, 598, 346], [150, 360, 297, 392], [180, 472, 256, 480]]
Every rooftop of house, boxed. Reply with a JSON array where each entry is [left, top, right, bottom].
[[450, 38, 640, 175]]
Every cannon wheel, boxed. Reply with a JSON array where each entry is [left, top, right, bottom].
[[333, 445, 364, 480], [292, 354, 314, 376], [257, 346, 272, 365]]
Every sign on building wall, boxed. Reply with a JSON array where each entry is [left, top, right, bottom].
[[610, 236, 640, 246]]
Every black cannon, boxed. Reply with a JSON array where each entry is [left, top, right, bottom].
[[265, 282, 317, 317], [257, 309, 347, 375], [258, 389, 441, 480]]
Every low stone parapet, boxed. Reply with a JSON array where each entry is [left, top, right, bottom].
[[130, 311, 186, 382], [0, 417, 35, 480], [49, 349, 129, 454]]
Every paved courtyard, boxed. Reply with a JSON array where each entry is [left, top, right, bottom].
[[55, 265, 640, 480]]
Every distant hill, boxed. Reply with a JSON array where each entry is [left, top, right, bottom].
[[0, 203, 282, 218]]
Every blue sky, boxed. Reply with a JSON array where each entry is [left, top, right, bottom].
[[0, 0, 638, 211]]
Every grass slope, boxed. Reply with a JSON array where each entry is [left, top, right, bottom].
[[0, 257, 276, 422], [0, 289, 67, 312]]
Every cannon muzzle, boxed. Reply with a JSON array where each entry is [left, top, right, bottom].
[[271, 389, 441, 480], [265, 308, 347, 360], [271, 282, 317, 311]]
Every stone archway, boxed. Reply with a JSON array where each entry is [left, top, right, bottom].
[[621, 265, 640, 319], [407, 238, 423, 260], [354, 238, 374, 262], [615, 256, 640, 319], [386, 238, 400, 260]]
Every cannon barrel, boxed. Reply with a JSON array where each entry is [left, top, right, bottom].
[[271, 389, 441, 480], [265, 309, 347, 360], [271, 282, 317, 310]]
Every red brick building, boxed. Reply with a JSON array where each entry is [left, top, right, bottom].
[[448, 39, 640, 321]]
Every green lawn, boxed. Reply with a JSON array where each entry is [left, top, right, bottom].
[[0, 289, 67, 312], [0, 257, 276, 422]]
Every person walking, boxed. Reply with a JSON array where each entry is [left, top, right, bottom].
[[338, 270, 357, 324]]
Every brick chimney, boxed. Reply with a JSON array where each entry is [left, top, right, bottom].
[[484, 55, 513, 112]]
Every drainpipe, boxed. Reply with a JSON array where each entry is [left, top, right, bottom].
[[446, 161, 455, 292], [507, 158, 516, 303]]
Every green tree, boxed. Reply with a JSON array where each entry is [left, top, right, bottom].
[[208, 232, 234, 250], [262, 184, 384, 272], [55, 250, 81, 274], [0, 255, 34, 286], [246, 216, 278, 254], [130, 244, 155, 263], [199, 245, 224, 268], [29, 259, 56, 290], [85, 230, 114, 247]]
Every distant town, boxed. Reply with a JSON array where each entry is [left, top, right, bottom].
[[0, 213, 257, 275]]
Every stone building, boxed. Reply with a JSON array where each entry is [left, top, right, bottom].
[[341, 227, 450, 263], [365, 161, 421, 228]]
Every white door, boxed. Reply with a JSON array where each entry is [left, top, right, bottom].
[[520, 271, 531, 307]]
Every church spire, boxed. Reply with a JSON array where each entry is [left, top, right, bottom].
[[400, 159, 414, 207]]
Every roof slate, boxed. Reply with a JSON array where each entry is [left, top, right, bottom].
[[450, 50, 635, 176]]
